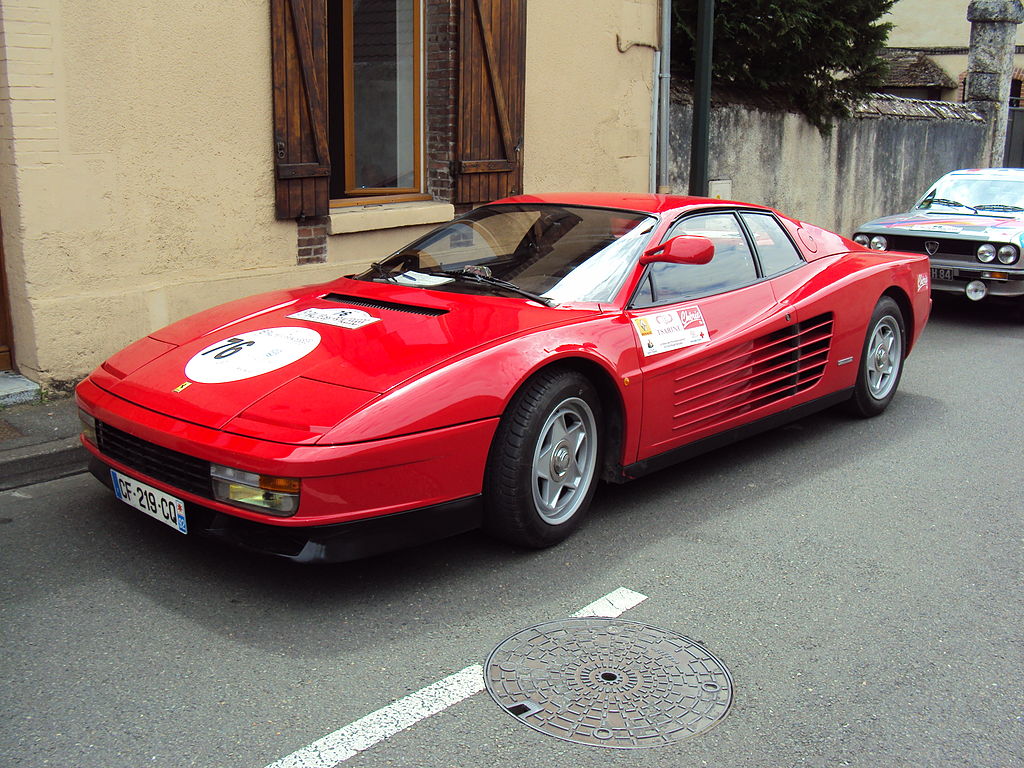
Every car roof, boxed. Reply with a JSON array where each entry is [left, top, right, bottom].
[[495, 192, 772, 216], [941, 168, 1024, 181]]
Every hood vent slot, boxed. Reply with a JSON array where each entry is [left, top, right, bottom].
[[322, 293, 449, 316]]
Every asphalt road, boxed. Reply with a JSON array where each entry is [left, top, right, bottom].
[[2, 296, 1022, 768]]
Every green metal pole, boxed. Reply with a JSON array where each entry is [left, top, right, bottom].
[[689, 0, 714, 196]]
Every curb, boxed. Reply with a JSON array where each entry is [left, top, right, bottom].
[[0, 437, 89, 491]]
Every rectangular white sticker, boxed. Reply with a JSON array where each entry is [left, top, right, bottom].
[[288, 308, 381, 329], [909, 224, 962, 233], [633, 305, 710, 356]]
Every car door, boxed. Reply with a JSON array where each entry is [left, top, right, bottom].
[[627, 210, 808, 462]]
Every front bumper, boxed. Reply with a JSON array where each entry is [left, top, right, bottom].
[[928, 262, 1024, 299], [89, 457, 481, 562], [77, 377, 498, 561]]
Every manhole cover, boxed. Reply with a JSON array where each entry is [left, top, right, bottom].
[[484, 617, 732, 748]]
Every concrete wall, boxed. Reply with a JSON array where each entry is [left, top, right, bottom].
[[0, 0, 660, 387], [669, 96, 989, 236]]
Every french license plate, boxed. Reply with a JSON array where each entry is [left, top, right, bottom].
[[110, 469, 187, 534], [930, 267, 956, 281]]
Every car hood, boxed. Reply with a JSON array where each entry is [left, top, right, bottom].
[[96, 278, 599, 442], [859, 211, 1024, 242]]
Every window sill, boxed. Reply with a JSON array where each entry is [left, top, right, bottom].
[[328, 201, 455, 236]]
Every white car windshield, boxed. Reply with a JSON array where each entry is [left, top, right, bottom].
[[357, 204, 657, 304], [915, 175, 1024, 213]]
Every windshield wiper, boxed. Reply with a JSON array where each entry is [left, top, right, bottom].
[[443, 270, 556, 307], [973, 203, 1024, 212], [369, 261, 397, 283], [922, 198, 977, 212]]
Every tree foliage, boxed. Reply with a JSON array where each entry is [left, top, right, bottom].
[[673, 0, 894, 130]]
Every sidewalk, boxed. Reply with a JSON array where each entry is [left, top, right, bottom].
[[0, 393, 87, 491]]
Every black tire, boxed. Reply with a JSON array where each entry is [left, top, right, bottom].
[[484, 369, 603, 548], [847, 296, 906, 418]]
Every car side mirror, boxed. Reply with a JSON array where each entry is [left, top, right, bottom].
[[640, 235, 715, 265]]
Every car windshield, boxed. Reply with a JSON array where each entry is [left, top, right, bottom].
[[914, 175, 1024, 213], [356, 203, 657, 303]]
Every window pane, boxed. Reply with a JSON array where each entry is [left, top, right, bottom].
[[740, 212, 804, 276], [352, 0, 415, 190], [642, 213, 757, 305]]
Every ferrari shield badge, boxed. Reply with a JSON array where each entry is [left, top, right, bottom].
[[632, 306, 710, 356]]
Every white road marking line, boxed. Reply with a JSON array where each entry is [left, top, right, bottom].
[[571, 586, 648, 618], [264, 587, 649, 768], [265, 666, 485, 768]]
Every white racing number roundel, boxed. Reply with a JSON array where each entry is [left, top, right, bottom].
[[184, 327, 321, 384]]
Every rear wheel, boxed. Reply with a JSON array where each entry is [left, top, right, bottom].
[[848, 296, 905, 417], [484, 369, 602, 548]]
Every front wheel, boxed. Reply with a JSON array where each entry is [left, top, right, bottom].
[[848, 296, 906, 418], [484, 369, 602, 548]]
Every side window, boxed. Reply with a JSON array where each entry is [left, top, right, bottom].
[[741, 212, 804, 276], [636, 212, 757, 306]]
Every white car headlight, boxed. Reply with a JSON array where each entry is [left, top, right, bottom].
[[977, 244, 996, 263], [997, 244, 1018, 264], [869, 235, 887, 250], [853, 234, 870, 247], [210, 464, 300, 516]]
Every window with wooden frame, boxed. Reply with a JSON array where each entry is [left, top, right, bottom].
[[270, 0, 526, 220], [328, 0, 425, 203]]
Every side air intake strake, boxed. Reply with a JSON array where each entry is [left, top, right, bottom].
[[321, 294, 448, 316], [670, 313, 834, 435]]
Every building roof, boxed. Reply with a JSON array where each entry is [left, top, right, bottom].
[[880, 48, 958, 89]]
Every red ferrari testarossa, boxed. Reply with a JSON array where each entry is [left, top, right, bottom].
[[77, 194, 930, 562]]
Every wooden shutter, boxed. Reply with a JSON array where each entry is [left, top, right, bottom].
[[271, 0, 330, 219], [456, 0, 526, 204]]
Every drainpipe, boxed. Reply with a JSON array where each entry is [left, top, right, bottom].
[[656, 0, 672, 193], [650, 50, 661, 193]]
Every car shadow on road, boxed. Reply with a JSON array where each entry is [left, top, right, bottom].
[[927, 293, 1023, 329], [43, 382, 941, 660]]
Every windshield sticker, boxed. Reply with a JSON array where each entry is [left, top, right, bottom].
[[394, 271, 454, 287], [184, 327, 321, 384], [909, 224, 962, 233], [287, 307, 381, 329], [633, 306, 710, 356]]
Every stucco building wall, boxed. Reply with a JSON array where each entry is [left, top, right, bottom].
[[0, 0, 660, 387], [524, 0, 657, 192]]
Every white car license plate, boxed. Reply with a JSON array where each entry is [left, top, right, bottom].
[[930, 267, 956, 281], [110, 469, 188, 534]]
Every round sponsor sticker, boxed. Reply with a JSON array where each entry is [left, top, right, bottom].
[[184, 327, 321, 384]]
